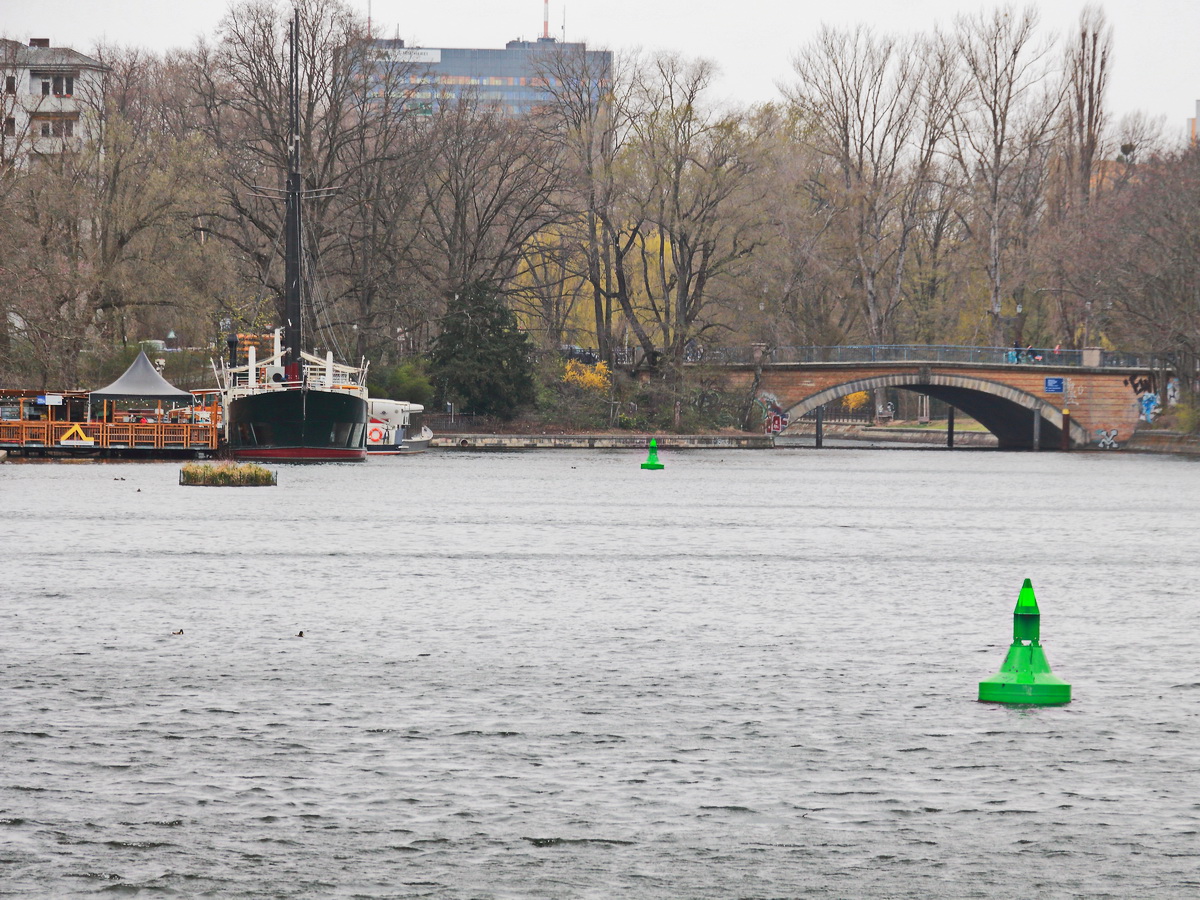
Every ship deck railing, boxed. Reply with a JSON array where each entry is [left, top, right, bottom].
[[0, 421, 219, 451], [226, 374, 364, 391]]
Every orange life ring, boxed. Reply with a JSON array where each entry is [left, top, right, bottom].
[[368, 426, 384, 443]]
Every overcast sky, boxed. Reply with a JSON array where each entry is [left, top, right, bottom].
[[4, 0, 1197, 139]]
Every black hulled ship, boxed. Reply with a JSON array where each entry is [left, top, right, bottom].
[[219, 9, 367, 461]]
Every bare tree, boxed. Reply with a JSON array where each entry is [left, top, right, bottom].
[[738, 104, 856, 348], [950, 4, 1062, 345], [786, 25, 954, 344], [0, 45, 212, 387], [903, 164, 973, 344], [409, 91, 562, 305], [187, 0, 423, 361], [620, 53, 766, 368], [532, 43, 630, 362], [328, 38, 427, 359], [1061, 4, 1112, 212], [1032, 6, 1113, 349], [509, 227, 588, 350], [1091, 146, 1200, 397]]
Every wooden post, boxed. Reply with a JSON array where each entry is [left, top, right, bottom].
[[1032, 408, 1041, 451], [1061, 408, 1071, 451], [947, 407, 955, 449], [815, 406, 824, 449]]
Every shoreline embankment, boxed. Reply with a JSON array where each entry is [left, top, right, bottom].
[[430, 426, 1200, 454], [3, 429, 1195, 460], [431, 427, 995, 451]]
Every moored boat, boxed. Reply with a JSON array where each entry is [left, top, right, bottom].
[[220, 332, 368, 461], [366, 398, 433, 455], [217, 10, 367, 462]]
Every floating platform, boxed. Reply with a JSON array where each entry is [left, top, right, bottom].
[[0, 421, 218, 457]]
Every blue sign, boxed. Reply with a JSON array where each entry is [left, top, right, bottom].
[[1044, 377, 1064, 394]]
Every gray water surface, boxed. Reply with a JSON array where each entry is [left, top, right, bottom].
[[2, 449, 1198, 898]]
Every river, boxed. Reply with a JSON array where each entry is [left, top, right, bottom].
[[2, 448, 1198, 898]]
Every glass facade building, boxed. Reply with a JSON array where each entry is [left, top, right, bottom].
[[364, 37, 611, 118]]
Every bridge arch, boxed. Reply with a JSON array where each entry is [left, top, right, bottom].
[[782, 373, 1088, 449]]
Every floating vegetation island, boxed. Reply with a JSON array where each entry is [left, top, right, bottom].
[[179, 461, 277, 487]]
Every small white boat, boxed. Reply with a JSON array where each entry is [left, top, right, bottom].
[[366, 399, 432, 455]]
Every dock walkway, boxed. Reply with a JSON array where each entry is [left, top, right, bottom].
[[0, 421, 218, 455]]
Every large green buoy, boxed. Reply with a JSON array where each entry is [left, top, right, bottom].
[[641, 438, 664, 470], [978, 578, 1071, 705]]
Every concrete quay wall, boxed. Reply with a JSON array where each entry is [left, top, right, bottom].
[[777, 424, 999, 448], [429, 428, 1198, 454], [431, 433, 773, 450], [1122, 430, 1200, 455]]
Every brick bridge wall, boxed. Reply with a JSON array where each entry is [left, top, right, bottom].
[[716, 362, 1155, 450]]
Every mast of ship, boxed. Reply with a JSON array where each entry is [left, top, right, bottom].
[[284, 6, 303, 382]]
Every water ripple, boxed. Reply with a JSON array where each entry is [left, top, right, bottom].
[[1, 450, 1198, 897]]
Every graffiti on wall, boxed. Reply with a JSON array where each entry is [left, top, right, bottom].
[[1064, 378, 1084, 407], [1095, 428, 1119, 449], [757, 392, 789, 435], [1124, 373, 1157, 396], [1123, 373, 1180, 424], [1139, 393, 1161, 423]]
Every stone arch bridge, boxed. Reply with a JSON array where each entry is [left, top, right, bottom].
[[712, 349, 1160, 450]]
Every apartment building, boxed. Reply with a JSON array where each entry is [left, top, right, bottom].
[[1, 38, 106, 164]]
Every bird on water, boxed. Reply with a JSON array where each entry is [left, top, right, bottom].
[[296, 631, 304, 638], [172, 629, 183, 635]]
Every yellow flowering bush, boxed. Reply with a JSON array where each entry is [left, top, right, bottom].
[[562, 360, 611, 393], [844, 391, 869, 411]]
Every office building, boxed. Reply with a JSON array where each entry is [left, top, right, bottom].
[[363, 34, 611, 118]]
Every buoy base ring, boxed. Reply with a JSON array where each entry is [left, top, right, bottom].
[[978, 677, 1071, 706]]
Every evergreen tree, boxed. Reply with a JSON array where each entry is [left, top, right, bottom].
[[430, 282, 536, 420]]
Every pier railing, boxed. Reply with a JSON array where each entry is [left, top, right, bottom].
[[0, 421, 218, 451]]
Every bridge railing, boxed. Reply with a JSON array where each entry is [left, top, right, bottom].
[[1099, 350, 1162, 368], [703, 345, 1118, 367]]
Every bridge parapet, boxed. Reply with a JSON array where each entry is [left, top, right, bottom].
[[703, 344, 1158, 369]]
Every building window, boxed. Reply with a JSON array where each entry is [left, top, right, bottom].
[[37, 119, 74, 138], [3, 117, 14, 137], [42, 79, 51, 96], [51, 75, 72, 96], [4, 76, 14, 95]]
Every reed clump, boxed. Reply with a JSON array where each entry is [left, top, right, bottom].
[[180, 461, 277, 486]]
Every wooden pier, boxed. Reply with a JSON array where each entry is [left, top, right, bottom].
[[0, 420, 218, 456]]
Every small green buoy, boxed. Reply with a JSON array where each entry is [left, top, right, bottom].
[[641, 438, 665, 470], [978, 578, 1071, 706]]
